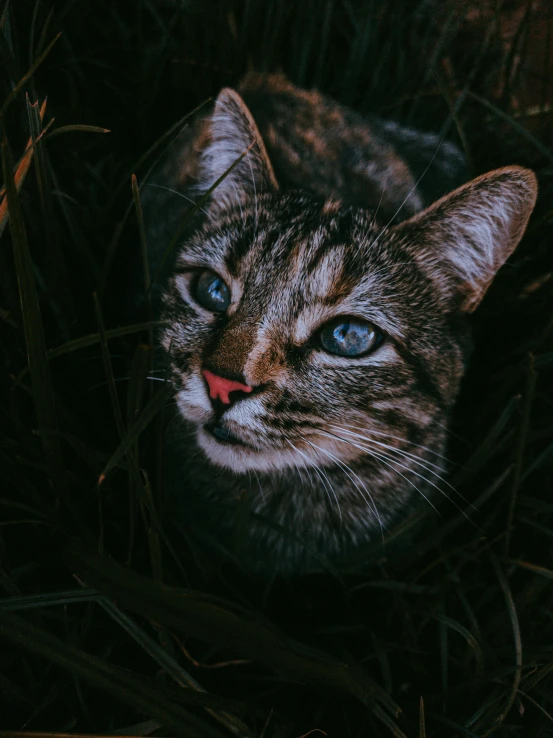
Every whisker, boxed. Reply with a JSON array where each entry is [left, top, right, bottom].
[[371, 177, 388, 226], [329, 421, 453, 464], [319, 429, 442, 517], [86, 375, 169, 393], [322, 428, 474, 524], [329, 424, 448, 475], [354, 180, 389, 259], [289, 445, 319, 504], [246, 151, 259, 237], [367, 123, 452, 250], [301, 459, 317, 499], [251, 468, 266, 504], [287, 451, 309, 497], [329, 425, 474, 512], [303, 437, 384, 539], [286, 439, 343, 527]]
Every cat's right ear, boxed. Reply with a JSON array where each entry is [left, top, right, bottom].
[[197, 88, 278, 211], [393, 166, 537, 312]]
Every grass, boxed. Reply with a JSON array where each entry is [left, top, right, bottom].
[[1, 0, 553, 735]]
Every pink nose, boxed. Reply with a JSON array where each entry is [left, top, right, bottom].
[[202, 369, 253, 405]]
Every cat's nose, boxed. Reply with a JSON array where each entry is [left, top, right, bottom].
[[202, 368, 253, 407]]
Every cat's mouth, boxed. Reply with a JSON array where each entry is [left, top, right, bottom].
[[203, 421, 253, 448]]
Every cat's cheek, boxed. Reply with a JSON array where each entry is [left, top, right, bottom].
[[175, 374, 212, 422], [159, 324, 207, 358]]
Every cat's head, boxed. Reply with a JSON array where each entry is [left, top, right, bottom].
[[159, 88, 537, 480]]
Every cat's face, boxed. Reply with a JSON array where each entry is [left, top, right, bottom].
[[156, 86, 536, 544], [160, 193, 468, 477]]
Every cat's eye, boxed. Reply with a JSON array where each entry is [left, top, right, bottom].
[[319, 316, 382, 357], [193, 270, 231, 312]]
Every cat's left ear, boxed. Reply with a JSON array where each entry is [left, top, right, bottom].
[[197, 88, 278, 210], [394, 166, 538, 311]]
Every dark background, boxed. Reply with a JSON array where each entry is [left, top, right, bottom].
[[1, 1, 553, 736]]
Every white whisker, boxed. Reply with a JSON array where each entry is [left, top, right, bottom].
[[318, 429, 441, 517], [367, 125, 451, 250], [329, 424, 446, 475], [354, 180, 389, 259], [304, 437, 384, 539], [329, 421, 453, 464], [251, 468, 266, 504], [286, 439, 343, 527], [246, 150, 259, 236], [330, 424, 472, 511], [322, 428, 473, 523]]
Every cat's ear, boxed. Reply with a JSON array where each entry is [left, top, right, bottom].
[[395, 166, 537, 311], [198, 88, 278, 210]]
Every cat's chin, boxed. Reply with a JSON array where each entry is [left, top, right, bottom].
[[196, 426, 293, 474]]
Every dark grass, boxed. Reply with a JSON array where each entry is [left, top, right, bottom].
[[1, 0, 553, 735]]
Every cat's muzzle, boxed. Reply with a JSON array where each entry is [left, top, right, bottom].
[[204, 420, 251, 447]]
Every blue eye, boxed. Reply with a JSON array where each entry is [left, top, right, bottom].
[[319, 317, 382, 357], [194, 270, 231, 312]]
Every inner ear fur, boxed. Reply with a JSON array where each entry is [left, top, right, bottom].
[[393, 166, 538, 311], [197, 88, 278, 210]]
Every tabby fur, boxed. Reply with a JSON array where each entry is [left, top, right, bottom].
[[143, 74, 537, 573]]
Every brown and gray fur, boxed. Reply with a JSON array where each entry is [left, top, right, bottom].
[[143, 74, 537, 573]]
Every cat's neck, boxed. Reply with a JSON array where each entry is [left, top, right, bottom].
[[164, 426, 422, 572]]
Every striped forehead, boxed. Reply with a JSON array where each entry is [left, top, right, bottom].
[[304, 248, 346, 296], [246, 225, 346, 291], [267, 228, 405, 342], [288, 262, 403, 342], [251, 231, 352, 341], [275, 228, 346, 293], [179, 201, 400, 317]]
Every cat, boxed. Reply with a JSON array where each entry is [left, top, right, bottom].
[[142, 73, 537, 574]]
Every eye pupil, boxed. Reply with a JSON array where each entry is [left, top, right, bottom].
[[210, 281, 222, 299], [194, 270, 231, 312], [337, 324, 349, 341], [320, 317, 381, 357]]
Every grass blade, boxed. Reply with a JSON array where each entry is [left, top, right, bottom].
[[132, 173, 150, 296], [151, 141, 256, 288], [1, 135, 63, 474], [452, 396, 520, 486], [0, 589, 101, 610], [26, 94, 72, 328], [15, 321, 164, 384], [0, 32, 61, 117], [504, 355, 537, 557], [98, 387, 170, 483], [432, 613, 484, 677], [0, 609, 234, 737], [99, 598, 255, 737], [476, 553, 523, 735], [0, 99, 47, 238], [65, 541, 402, 720], [93, 292, 126, 439], [467, 90, 553, 165], [46, 124, 111, 138]]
